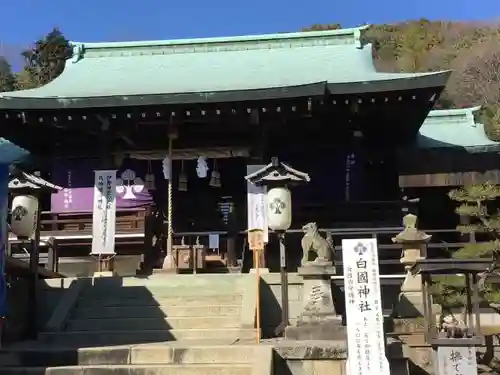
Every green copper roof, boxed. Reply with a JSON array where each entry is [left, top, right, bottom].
[[0, 26, 450, 109], [0, 139, 30, 165], [417, 106, 499, 153]]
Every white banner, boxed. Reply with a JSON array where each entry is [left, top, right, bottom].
[[342, 238, 390, 375], [91, 170, 117, 255], [246, 165, 268, 243]]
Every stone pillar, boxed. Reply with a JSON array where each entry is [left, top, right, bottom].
[[285, 263, 345, 340], [392, 214, 430, 318]]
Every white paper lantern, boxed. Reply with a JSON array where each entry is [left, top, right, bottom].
[[267, 187, 292, 231], [11, 195, 39, 239]]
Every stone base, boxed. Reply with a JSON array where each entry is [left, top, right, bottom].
[[298, 263, 336, 277], [285, 319, 346, 341], [250, 268, 269, 274], [92, 271, 114, 278], [153, 268, 179, 274], [227, 266, 242, 274]]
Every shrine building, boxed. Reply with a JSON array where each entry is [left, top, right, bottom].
[[1, 26, 494, 274]]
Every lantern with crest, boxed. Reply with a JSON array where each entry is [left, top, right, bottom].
[[245, 157, 310, 335]]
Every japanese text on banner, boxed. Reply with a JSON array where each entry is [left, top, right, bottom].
[[91, 170, 117, 255]]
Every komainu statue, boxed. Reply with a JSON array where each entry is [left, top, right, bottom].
[[300, 222, 334, 266]]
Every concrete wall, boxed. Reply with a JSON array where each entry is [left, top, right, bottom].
[[2, 277, 75, 344], [3, 278, 30, 343], [38, 278, 76, 329], [260, 273, 401, 337], [56, 255, 142, 278]]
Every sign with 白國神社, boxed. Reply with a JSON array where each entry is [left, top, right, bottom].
[[437, 346, 477, 375], [91, 170, 117, 255], [342, 238, 390, 375], [246, 165, 268, 243]]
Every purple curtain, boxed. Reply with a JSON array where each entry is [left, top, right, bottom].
[[51, 158, 155, 213]]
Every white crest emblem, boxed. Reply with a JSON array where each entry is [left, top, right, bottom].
[[116, 169, 144, 200]]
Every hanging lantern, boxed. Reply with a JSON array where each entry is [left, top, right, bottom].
[[209, 159, 221, 188], [267, 187, 292, 231], [11, 195, 39, 239], [144, 160, 156, 190], [196, 156, 209, 178], [178, 160, 188, 192]]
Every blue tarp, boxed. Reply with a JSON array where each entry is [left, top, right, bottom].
[[0, 164, 7, 317], [0, 139, 29, 318]]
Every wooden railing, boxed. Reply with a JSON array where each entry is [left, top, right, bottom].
[[168, 226, 471, 274], [39, 209, 146, 235]]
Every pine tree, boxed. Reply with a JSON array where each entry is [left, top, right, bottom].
[[22, 27, 72, 87], [0, 56, 15, 92], [434, 183, 500, 308]]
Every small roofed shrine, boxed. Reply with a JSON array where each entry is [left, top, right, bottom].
[[0, 26, 451, 272]]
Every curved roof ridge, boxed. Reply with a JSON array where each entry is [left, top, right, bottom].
[[418, 106, 499, 152], [70, 25, 371, 59], [427, 106, 481, 118]]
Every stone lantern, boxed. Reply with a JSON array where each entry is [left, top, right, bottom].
[[245, 157, 310, 334], [8, 168, 62, 338], [392, 214, 431, 318]]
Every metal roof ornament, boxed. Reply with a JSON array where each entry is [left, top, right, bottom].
[[245, 157, 310, 187]]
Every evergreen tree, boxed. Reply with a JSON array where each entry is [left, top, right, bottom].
[[0, 57, 15, 92], [433, 183, 500, 308], [14, 69, 37, 90], [22, 28, 72, 87]]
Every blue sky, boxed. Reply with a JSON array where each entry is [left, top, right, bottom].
[[0, 0, 497, 67]]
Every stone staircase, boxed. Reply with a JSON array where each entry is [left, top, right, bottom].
[[0, 274, 271, 375]]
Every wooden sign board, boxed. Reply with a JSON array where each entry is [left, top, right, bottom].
[[248, 229, 264, 251], [437, 346, 477, 375]]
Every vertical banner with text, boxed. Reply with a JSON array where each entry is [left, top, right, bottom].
[[342, 238, 390, 375], [91, 170, 117, 255], [246, 165, 268, 243]]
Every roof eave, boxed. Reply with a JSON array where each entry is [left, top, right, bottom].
[[327, 71, 451, 95], [0, 81, 328, 110], [0, 139, 30, 165]]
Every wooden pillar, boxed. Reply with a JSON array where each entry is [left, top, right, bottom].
[[226, 237, 237, 268], [247, 161, 267, 270], [46, 237, 58, 273], [142, 206, 155, 273], [27, 192, 41, 338], [225, 202, 238, 269]]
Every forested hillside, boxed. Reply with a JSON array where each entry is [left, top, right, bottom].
[[1, 21, 499, 136], [304, 20, 500, 135]]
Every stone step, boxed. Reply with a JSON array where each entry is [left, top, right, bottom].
[[0, 344, 258, 367], [79, 286, 240, 299], [66, 317, 240, 331], [0, 364, 252, 375], [76, 294, 242, 308], [72, 305, 241, 319], [40, 328, 256, 345], [83, 274, 246, 288]]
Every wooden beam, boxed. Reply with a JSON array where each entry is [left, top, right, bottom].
[[399, 170, 500, 187]]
